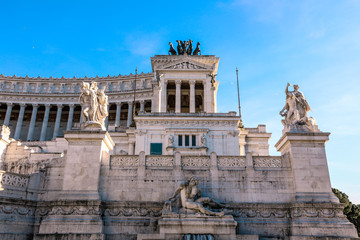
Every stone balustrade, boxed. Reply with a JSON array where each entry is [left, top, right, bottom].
[[0, 73, 154, 94], [0, 171, 29, 189], [109, 154, 282, 169], [253, 156, 282, 168]]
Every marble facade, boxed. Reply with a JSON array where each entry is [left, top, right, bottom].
[[0, 53, 358, 239]]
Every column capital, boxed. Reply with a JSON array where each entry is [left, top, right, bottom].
[[44, 103, 51, 108], [189, 80, 196, 85], [139, 100, 145, 104], [127, 101, 134, 106], [57, 104, 63, 109], [116, 102, 123, 107], [69, 103, 75, 108], [19, 103, 26, 108], [6, 102, 13, 107], [163, 79, 168, 85], [32, 103, 39, 108], [175, 80, 182, 85]]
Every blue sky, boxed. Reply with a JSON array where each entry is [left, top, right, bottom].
[[1, 0, 359, 203]]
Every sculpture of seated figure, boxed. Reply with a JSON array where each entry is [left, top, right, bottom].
[[168, 176, 224, 217]]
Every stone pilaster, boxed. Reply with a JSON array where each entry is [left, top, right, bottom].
[[27, 104, 39, 141], [40, 104, 51, 141], [152, 85, 160, 113], [189, 80, 196, 113], [14, 103, 26, 139], [52, 104, 63, 139], [160, 80, 168, 112], [175, 80, 182, 113], [66, 104, 75, 131]]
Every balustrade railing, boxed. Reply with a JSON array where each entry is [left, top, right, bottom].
[[0, 171, 29, 189], [109, 155, 282, 169]]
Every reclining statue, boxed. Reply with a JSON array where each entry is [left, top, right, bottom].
[[168, 176, 224, 217]]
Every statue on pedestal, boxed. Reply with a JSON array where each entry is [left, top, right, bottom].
[[166, 176, 224, 217], [79, 81, 109, 130], [280, 83, 318, 132]]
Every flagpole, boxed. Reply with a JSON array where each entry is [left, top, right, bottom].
[[236, 67, 244, 128]]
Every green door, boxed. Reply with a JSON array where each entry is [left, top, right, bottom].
[[150, 143, 162, 155]]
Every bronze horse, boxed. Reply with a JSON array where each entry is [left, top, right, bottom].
[[193, 42, 201, 55], [186, 40, 193, 55], [176, 40, 184, 55], [168, 42, 177, 55]]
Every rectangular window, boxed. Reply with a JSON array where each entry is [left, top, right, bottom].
[[185, 135, 189, 146], [192, 135, 196, 146], [150, 143, 162, 155], [178, 135, 183, 146]]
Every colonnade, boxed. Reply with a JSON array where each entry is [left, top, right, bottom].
[[1, 100, 150, 141], [160, 80, 200, 113]]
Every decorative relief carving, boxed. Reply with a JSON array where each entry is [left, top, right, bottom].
[[182, 156, 210, 167], [217, 156, 245, 168], [290, 208, 343, 218], [0, 172, 29, 188], [253, 157, 281, 168], [47, 206, 101, 215], [146, 156, 174, 167], [110, 156, 139, 168], [164, 62, 207, 70], [0, 205, 35, 216], [103, 207, 162, 217], [232, 208, 289, 218]]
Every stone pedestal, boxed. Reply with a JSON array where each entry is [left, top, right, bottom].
[[138, 216, 238, 240], [275, 131, 337, 203], [61, 130, 114, 200], [37, 130, 114, 238], [275, 131, 358, 239]]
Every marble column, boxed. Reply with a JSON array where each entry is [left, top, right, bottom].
[[127, 102, 133, 127], [115, 103, 122, 127], [105, 104, 110, 129], [175, 80, 182, 113], [14, 103, 26, 139], [160, 80, 168, 112], [189, 80, 196, 113], [53, 104, 63, 139], [27, 104, 39, 141], [40, 104, 51, 141], [66, 104, 75, 131], [4, 103, 13, 126], [79, 106, 83, 123], [139, 100, 145, 112]]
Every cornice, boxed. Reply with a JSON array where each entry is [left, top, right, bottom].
[[0, 72, 154, 82]]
